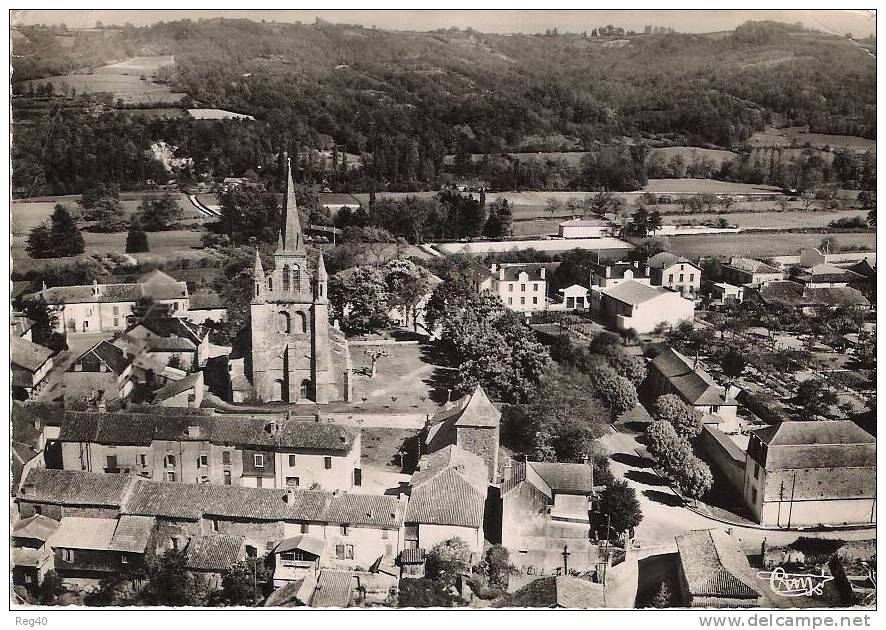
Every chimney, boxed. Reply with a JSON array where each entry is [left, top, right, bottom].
[[582, 453, 589, 465], [96, 392, 106, 414], [187, 425, 201, 438], [540, 267, 546, 279], [283, 488, 295, 504], [490, 263, 498, 272], [266, 420, 278, 435], [498, 267, 505, 280]]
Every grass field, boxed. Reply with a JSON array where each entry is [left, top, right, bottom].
[[666, 232, 876, 259], [749, 126, 876, 152], [641, 179, 782, 193], [11, 192, 204, 235], [24, 56, 185, 105], [11, 229, 207, 274], [361, 427, 421, 471], [649, 146, 739, 166]]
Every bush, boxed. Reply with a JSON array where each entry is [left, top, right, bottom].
[[653, 394, 703, 440]]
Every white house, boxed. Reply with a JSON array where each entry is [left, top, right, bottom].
[[558, 216, 615, 239], [11, 336, 55, 400], [552, 284, 590, 311], [645, 252, 702, 297], [488, 263, 551, 313], [588, 261, 650, 290], [595, 281, 694, 334]]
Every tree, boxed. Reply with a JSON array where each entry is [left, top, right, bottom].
[[216, 556, 273, 606], [484, 545, 511, 591], [544, 196, 563, 219], [513, 366, 611, 461], [364, 347, 389, 377], [674, 455, 713, 505], [800, 190, 816, 211], [28, 204, 85, 258], [796, 378, 839, 417], [36, 571, 66, 605], [84, 196, 128, 232], [607, 351, 646, 385], [79, 180, 120, 209], [137, 193, 184, 230], [654, 394, 703, 440], [384, 259, 431, 330], [20, 297, 66, 352], [482, 199, 512, 238], [218, 184, 281, 244], [397, 578, 459, 607], [425, 538, 471, 587], [597, 373, 639, 416], [652, 581, 672, 608], [143, 550, 207, 606], [328, 266, 393, 334], [721, 349, 747, 379], [644, 420, 683, 463], [125, 218, 150, 253], [599, 479, 643, 536]]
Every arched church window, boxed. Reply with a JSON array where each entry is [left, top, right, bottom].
[[295, 311, 307, 333], [282, 265, 290, 292], [292, 265, 301, 292]]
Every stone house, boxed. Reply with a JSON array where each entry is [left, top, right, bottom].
[[423, 384, 501, 481], [63, 340, 134, 405], [12, 514, 58, 590], [152, 371, 205, 408], [11, 335, 54, 400], [646, 346, 739, 423], [488, 263, 551, 313], [184, 533, 247, 589], [719, 257, 784, 288], [743, 421, 876, 527], [588, 260, 650, 290], [675, 529, 760, 608], [55, 410, 362, 492]]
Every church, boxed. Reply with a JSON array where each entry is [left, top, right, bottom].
[[250, 161, 353, 404]]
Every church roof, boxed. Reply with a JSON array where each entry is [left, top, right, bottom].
[[430, 385, 501, 428], [277, 158, 306, 255]]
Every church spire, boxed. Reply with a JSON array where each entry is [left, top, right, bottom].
[[277, 157, 306, 255], [253, 248, 265, 300]]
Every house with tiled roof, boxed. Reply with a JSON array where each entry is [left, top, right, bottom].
[[63, 340, 134, 406], [486, 263, 555, 313], [743, 420, 876, 527], [675, 529, 760, 608], [589, 260, 650, 290], [11, 335, 54, 400], [405, 445, 488, 556], [152, 371, 205, 408], [11, 313, 36, 340], [47, 516, 123, 577], [423, 384, 501, 481], [185, 533, 246, 589], [54, 410, 362, 492], [720, 257, 784, 288], [754, 281, 870, 312], [16, 469, 408, 576], [647, 347, 739, 422], [595, 280, 694, 334], [120, 314, 211, 371], [187, 289, 228, 325], [789, 263, 864, 289], [23, 274, 189, 335], [498, 575, 605, 608], [645, 252, 702, 297], [12, 515, 58, 591], [271, 534, 325, 586], [309, 569, 356, 607]]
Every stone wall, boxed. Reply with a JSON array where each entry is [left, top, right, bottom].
[[457, 426, 499, 481]]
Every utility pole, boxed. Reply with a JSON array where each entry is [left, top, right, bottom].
[[562, 544, 570, 575]]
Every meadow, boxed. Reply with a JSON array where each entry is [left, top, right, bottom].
[[665, 232, 876, 259]]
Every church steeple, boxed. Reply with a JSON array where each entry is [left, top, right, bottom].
[[253, 248, 265, 300], [277, 157, 306, 255]]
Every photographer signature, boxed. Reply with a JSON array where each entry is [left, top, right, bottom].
[[756, 567, 835, 597]]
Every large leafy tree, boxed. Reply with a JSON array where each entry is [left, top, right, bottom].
[[214, 556, 273, 606], [218, 184, 281, 244], [596, 373, 639, 416], [383, 259, 432, 330], [83, 195, 128, 232], [599, 479, 643, 535], [143, 550, 208, 607], [653, 394, 704, 440], [328, 266, 393, 334], [137, 193, 184, 231], [397, 578, 460, 608], [27, 204, 85, 258], [425, 538, 471, 587]]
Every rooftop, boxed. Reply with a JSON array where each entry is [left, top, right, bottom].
[[559, 216, 613, 228], [526, 461, 595, 495], [48, 517, 118, 551], [11, 336, 54, 372], [310, 570, 354, 608], [725, 257, 781, 275], [600, 280, 677, 306], [646, 251, 695, 269], [185, 534, 245, 572], [18, 468, 136, 507], [651, 347, 733, 407], [676, 529, 760, 600], [499, 575, 605, 608], [429, 384, 501, 429], [13, 514, 59, 543], [151, 371, 204, 403], [109, 515, 156, 553], [589, 261, 649, 280]]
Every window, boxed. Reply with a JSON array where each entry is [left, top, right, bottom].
[[256, 477, 263, 488], [254, 453, 265, 468], [113, 317, 119, 327], [345, 545, 354, 560], [336, 544, 354, 560], [200, 454, 208, 467], [139, 454, 147, 468], [712, 405, 720, 413], [166, 454, 176, 468], [171, 537, 179, 551], [689, 274, 695, 282], [751, 488, 758, 504], [282, 265, 291, 292], [753, 463, 760, 480], [106, 455, 118, 470], [341, 524, 350, 536], [289, 455, 296, 467], [325, 456, 332, 470], [287, 476, 300, 488], [520, 283, 526, 292], [223, 470, 231, 485], [508, 284, 514, 292], [520, 297, 525, 305], [300, 523, 309, 534], [668, 274, 674, 283], [112, 306, 119, 315], [679, 274, 684, 282], [61, 549, 74, 562], [166, 472, 177, 482], [222, 451, 231, 465], [354, 468, 362, 487], [533, 283, 538, 291], [507, 298, 512, 305], [532, 297, 538, 305]]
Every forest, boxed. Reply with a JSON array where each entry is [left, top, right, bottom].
[[11, 19, 876, 196]]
